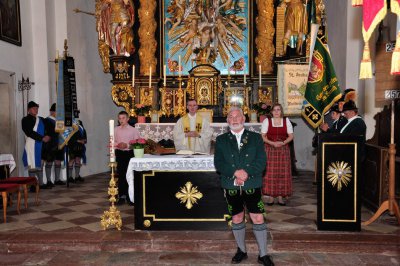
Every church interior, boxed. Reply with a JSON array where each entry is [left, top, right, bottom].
[[0, 0, 399, 264]]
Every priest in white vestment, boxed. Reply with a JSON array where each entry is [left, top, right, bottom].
[[173, 99, 214, 154]]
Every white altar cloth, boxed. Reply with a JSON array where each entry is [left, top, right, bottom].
[[0, 154, 16, 173], [127, 154, 215, 202], [135, 122, 262, 142]]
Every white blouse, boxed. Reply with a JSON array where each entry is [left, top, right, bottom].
[[261, 117, 294, 134]]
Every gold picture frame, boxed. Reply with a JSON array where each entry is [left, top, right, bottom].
[[150, 110, 160, 123]]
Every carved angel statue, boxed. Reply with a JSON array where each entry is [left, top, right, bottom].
[[280, 0, 308, 55]]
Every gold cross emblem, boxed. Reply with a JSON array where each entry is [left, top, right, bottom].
[[175, 182, 203, 209]]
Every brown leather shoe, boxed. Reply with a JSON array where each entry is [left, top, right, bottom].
[[258, 255, 274, 266], [231, 248, 247, 264]]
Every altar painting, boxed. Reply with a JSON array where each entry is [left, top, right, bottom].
[[163, 0, 250, 76]]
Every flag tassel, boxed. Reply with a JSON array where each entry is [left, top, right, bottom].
[[359, 42, 373, 79], [391, 31, 400, 75], [352, 0, 363, 6]]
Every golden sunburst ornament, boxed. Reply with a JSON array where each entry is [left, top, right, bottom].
[[175, 182, 203, 209], [326, 161, 352, 191]]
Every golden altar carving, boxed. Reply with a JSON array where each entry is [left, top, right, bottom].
[[111, 84, 136, 117], [186, 65, 223, 106]]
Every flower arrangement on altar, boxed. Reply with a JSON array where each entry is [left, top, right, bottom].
[[129, 138, 147, 149], [253, 103, 271, 116], [134, 104, 151, 116]]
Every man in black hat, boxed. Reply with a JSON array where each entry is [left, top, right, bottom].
[[340, 100, 367, 161], [42, 103, 66, 187], [22, 101, 51, 189], [319, 103, 347, 133]]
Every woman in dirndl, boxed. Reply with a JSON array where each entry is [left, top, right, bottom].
[[261, 103, 294, 206]]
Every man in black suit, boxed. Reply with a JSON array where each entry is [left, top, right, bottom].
[[320, 103, 348, 133], [340, 100, 367, 161]]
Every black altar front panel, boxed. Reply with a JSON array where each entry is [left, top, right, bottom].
[[134, 170, 229, 230], [317, 134, 362, 231]]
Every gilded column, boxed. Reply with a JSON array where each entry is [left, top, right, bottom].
[[255, 0, 275, 74], [138, 0, 157, 75]]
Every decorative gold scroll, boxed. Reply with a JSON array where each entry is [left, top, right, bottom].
[[173, 85, 186, 117], [138, 0, 157, 76], [159, 87, 174, 117], [111, 84, 136, 116], [255, 0, 275, 74]]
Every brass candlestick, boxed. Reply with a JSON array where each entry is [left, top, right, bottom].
[[100, 162, 122, 230]]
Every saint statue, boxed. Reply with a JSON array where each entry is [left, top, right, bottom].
[[281, 0, 308, 55], [96, 0, 135, 60]]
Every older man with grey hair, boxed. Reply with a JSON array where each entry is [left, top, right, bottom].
[[214, 107, 273, 266]]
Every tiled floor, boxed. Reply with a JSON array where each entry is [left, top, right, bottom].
[[0, 171, 399, 265]]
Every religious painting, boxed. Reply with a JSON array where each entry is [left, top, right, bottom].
[[277, 63, 308, 116], [0, 0, 21, 46], [163, 0, 250, 76], [196, 78, 212, 105], [139, 87, 154, 106], [258, 86, 274, 106]]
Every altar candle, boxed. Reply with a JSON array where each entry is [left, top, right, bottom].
[[149, 66, 152, 88], [109, 120, 115, 163], [178, 55, 181, 77], [132, 65, 135, 87], [227, 59, 230, 77], [56, 50, 59, 59], [163, 64, 166, 87], [243, 63, 246, 84], [259, 64, 262, 87]]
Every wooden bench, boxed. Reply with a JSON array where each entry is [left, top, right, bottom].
[[0, 184, 21, 223]]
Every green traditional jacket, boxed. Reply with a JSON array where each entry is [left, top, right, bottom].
[[214, 129, 267, 190]]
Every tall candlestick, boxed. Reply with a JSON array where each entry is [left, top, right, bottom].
[[178, 55, 182, 77], [163, 64, 166, 87], [259, 64, 262, 87], [132, 65, 135, 87], [109, 120, 115, 163], [56, 50, 59, 59], [149, 66, 152, 88], [243, 63, 246, 84]]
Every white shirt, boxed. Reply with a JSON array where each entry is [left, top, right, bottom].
[[230, 128, 244, 150], [261, 117, 294, 134]]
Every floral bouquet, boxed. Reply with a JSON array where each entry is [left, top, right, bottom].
[[129, 138, 147, 149], [134, 104, 151, 116], [253, 103, 271, 116]]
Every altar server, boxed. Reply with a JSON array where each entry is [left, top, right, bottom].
[[173, 99, 213, 154]]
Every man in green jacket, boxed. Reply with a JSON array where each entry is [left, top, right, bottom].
[[214, 107, 274, 266]]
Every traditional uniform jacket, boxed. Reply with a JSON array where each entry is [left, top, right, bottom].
[[340, 116, 367, 161], [22, 114, 46, 168], [214, 130, 266, 190], [327, 116, 347, 133]]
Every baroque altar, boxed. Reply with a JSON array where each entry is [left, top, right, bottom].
[[92, 0, 326, 120]]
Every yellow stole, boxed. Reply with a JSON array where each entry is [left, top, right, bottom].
[[182, 114, 203, 149]]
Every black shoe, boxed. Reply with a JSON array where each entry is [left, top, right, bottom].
[[278, 201, 286, 206], [39, 185, 50, 189], [67, 177, 75, 183], [258, 255, 274, 266], [231, 248, 248, 264], [127, 198, 134, 206], [267, 201, 274, 206], [47, 182, 54, 188], [55, 180, 66, 185], [116, 198, 126, 205], [76, 176, 85, 182]]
